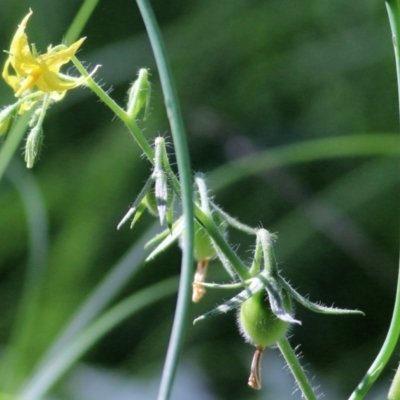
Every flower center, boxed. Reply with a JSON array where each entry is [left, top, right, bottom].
[[15, 64, 42, 97]]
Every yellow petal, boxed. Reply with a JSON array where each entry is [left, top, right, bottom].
[[9, 9, 36, 77], [14, 64, 41, 97], [2, 58, 21, 92], [39, 37, 86, 72], [35, 68, 81, 93], [3, 9, 91, 97]]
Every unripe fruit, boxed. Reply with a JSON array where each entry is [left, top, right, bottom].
[[239, 290, 290, 348], [194, 221, 216, 261]]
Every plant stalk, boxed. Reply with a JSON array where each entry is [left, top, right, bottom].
[[348, 2, 400, 399], [278, 337, 317, 400], [64, 0, 100, 45], [134, 1, 194, 400]]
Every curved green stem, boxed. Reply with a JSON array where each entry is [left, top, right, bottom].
[[64, 0, 100, 45], [0, 161, 49, 390], [348, 262, 400, 399], [134, 2, 194, 400], [19, 277, 178, 400], [348, 3, 400, 399], [278, 337, 318, 400]]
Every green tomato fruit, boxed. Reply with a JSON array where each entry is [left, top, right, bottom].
[[239, 290, 291, 348], [193, 221, 216, 261]]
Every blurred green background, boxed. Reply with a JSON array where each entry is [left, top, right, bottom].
[[0, 0, 399, 399]]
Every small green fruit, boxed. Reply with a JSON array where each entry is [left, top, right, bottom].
[[239, 290, 290, 348], [194, 221, 216, 261]]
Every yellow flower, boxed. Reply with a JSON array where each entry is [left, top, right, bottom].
[[2, 9, 87, 98]]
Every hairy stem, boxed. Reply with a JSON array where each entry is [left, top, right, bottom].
[[278, 337, 317, 400]]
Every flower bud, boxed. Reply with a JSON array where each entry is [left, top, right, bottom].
[[24, 125, 43, 168], [126, 68, 151, 120]]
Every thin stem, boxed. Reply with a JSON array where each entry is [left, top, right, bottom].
[[348, 3, 400, 399], [278, 337, 318, 400], [19, 277, 178, 400], [134, 2, 194, 400], [72, 57, 155, 161], [64, 0, 100, 45]]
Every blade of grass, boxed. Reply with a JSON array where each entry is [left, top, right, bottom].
[[134, 2, 194, 399], [19, 277, 178, 400], [64, 0, 100, 45], [0, 160, 49, 390], [23, 222, 160, 387], [209, 133, 399, 192], [348, 2, 400, 398]]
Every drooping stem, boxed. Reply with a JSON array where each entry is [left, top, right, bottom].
[[134, 1, 194, 400], [348, 2, 400, 399]]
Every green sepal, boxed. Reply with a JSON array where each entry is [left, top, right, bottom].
[[279, 276, 365, 316], [126, 68, 151, 120], [166, 191, 175, 231], [212, 202, 258, 235], [196, 281, 247, 290], [261, 274, 299, 324], [193, 275, 265, 324], [117, 176, 153, 229], [154, 172, 168, 225], [130, 201, 147, 229], [24, 125, 43, 168], [145, 216, 183, 248], [146, 218, 184, 261]]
